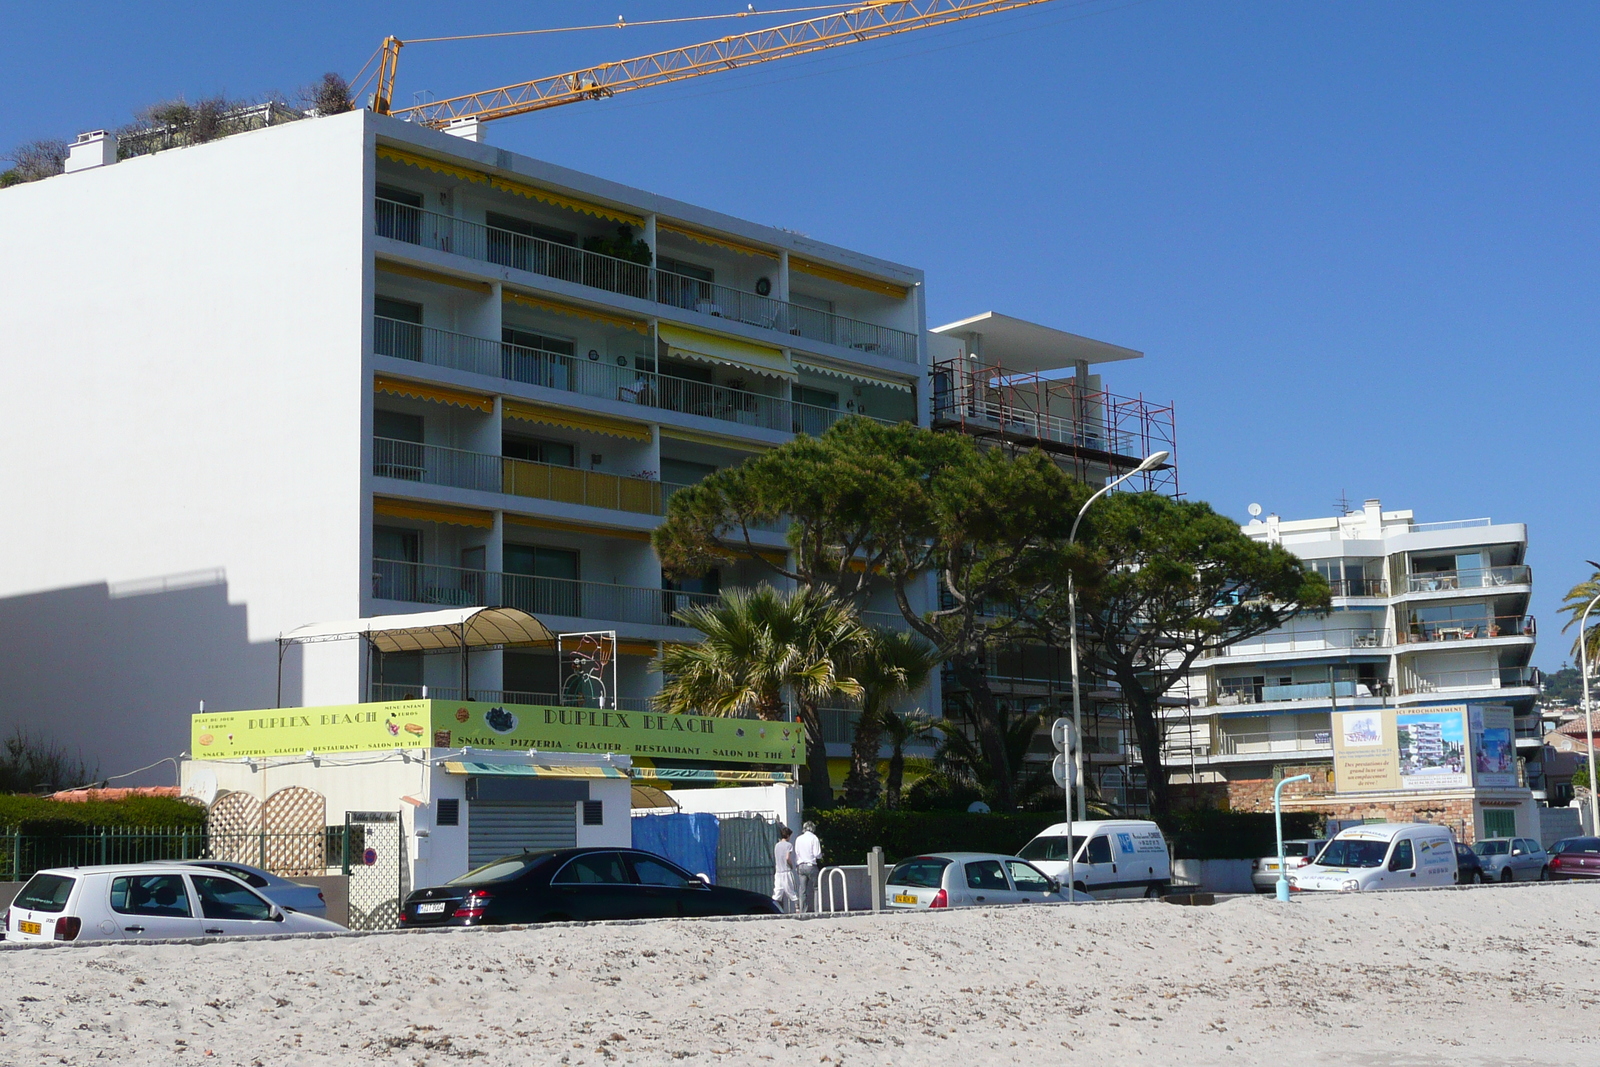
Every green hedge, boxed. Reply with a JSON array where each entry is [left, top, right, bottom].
[[810, 808, 1324, 865], [0, 794, 206, 833]]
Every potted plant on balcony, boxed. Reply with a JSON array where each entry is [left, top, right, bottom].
[[582, 225, 652, 298]]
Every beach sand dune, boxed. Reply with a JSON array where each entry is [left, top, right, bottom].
[[3, 883, 1597, 1066]]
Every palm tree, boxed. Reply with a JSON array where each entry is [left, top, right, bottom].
[[653, 585, 868, 808], [881, 709, 938, 809], [842, 629, 938, 808], [903, 705, 1054, 812], [1559, 567, 1600, 669]]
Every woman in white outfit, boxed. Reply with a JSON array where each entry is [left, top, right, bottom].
[[772, 825, 799, 913]]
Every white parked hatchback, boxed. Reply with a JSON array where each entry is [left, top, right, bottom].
[[4, 865, 344, 943], [1288, 823, 1457, 893], [885, 852, 1092, 910]]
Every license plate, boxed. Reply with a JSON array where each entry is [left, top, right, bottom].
[[18, 920, 41, 935], [1265, 863, 1279, 870], [416, 902, 447, 914], [893, 894, 918, 904]]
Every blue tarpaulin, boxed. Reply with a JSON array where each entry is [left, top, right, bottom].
[[632, 812, 721, 884]]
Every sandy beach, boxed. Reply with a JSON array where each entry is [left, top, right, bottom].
[[3, 882, 1597, 1066]]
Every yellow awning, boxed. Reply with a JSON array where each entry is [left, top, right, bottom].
[[617, 640, 660, 657], [657, 221, 773, 260], [374, 375, 494, 413], [376, 259, 493, 294], [374, 498, 494, 529], [504, 290, 649, 335], [503, 515, 652, 543], [657, 323, 794, 380], [441, 761, 630, 779], [658, 426, 772, 451], [794, 359, 914, 393], [378, 145, 642, 227], [791, 256, 910, 299], [502, 399, 652, 442]]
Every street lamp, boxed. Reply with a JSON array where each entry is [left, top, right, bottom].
[[1067, 450, 1170, 820], [1578, 562, 1600, 836], [1274, 774, 1312, 902]]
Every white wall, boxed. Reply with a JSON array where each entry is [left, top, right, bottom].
[[0, 112, 372, 779], [666, 783, 801, 829]]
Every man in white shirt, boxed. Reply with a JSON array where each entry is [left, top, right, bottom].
[[772, 826, 799, 913], [794, 821, 823, 913]]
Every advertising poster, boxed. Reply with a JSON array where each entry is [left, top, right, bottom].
[[1331, 709, 1401, 792], [1470, 705, 1517, 788], [1397, 708, 1470, 790]]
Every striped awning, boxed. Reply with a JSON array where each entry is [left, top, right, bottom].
[[376, 259, 492, 293], [657, 323, 793, 380], [656, 221, 773, 260], [377, 145, 642, 226], [794, 359, 914, 393], [374, 497, 494, 530], [790, 256, 909, 299], [441, 761, 630, 779], [502, 399, 651, 442], [630, 765, 794, 783], [503, 514, 652, 543], [504, 290, 650, 335], [374, 375, 494, 413]]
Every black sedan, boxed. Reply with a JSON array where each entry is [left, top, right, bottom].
[[400, 848, 781, 927], [1454, 842, 1488, 884]]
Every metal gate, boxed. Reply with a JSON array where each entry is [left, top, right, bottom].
[[715, 815, 781, 895], [467, 801, 577, 868], [343, 811, 409, 931]]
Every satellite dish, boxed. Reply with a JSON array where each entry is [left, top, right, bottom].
[[1247, 503, 1263, 517], [183, 766, 218, 808]]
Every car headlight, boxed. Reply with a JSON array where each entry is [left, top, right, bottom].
[[1342, 880, 1361, 892]]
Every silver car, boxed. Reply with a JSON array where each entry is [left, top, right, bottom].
[[1251, 839, 1327, 893], [1472, 837, 1550, 882], [162, 860, 329, 918], [886, 852, 1092, 910]]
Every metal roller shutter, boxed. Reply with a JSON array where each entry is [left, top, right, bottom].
[[468, 801, 578, 867]]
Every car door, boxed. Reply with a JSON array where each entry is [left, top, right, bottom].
[[1383, 838, 1416, 888], [188, 874, 283, 937], [1005, 861, 1056, 904], [628, 854, 710, 917], [105, 873, 201, 940], [1079, 835, 1117, 895], [961, 859, 1017, 907], [546, 852, 638, 920]]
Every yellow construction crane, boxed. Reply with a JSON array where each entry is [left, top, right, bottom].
[[374, 0, 1060, 128]]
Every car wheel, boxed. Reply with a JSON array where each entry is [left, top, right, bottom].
[[1478, 870, 1492, 884], [1073, 882, 1088, 895], [1540, 866, 1550, 881], [1144, 885, 1161, 900], [1500, 868, 1514, 883]]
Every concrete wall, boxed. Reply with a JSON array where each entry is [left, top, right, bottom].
[[665, 783, 801, 829], [1172, 859, 1254, 894]]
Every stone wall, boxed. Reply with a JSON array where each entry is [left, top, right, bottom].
[[1225, 765, 1335, 813]]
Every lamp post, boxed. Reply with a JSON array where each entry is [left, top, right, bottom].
[[1578, 572, 1600, 836], [1274, 774, 1312, 902], [1067, 450, 1169, 820]]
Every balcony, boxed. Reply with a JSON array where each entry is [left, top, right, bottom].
[[1216, 727, 1332, 758], [368, 681, 652, 712], [1212, 679, 1376, 708], [375, 317, 887, 437], [1397, 615, 1536, 644], [372, 559, 715, 628], [1213, 626, 1392, 658], [1398, 665, 1541, 697], [1327, 577, 1389, 597], [375, 200, 917, 362], [1405, 565, 1531, 594]]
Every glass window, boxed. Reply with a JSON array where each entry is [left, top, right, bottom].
[[374, 410, 424, 444], [887, 858, 950, 889], [631, 856, 693, 886], [14, 873, 75, 913], [191, 875, 274, 921], [1389, 840, 1414, 871], [1007, 861, 1052, 893], [1317, 839, 1389, 868], [503, 436, 576, 466], [374, 525, 420, 563], [503, 326, 576, 356], [964, 860, 1009, 891], [1019, 836, 1084, 862], [1085, 837, 1113, 865], [376, 184, 422, 208], [1473, 840, 1509, 856], [449, 855, 546, 885], [552, 852, 631, 885], [110, 875, 192, 917], [1552, 838, 1600, 855], [192, 863, 269, 889], [374, 296, 423, 324]]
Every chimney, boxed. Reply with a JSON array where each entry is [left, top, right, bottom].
[[65, 130, 118, 172], [1363, 498, 1382, 535], [444, 117, 485, 143]]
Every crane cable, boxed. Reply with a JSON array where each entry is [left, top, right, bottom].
[[402, 5, 857, 46]]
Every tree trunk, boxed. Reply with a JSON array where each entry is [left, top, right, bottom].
[[842, 705, 883, 808], [949, 655, 1015, 810], [1120, 678, 1172, 820], [797, 699, 834, 811], [885, 743, 906, 809]]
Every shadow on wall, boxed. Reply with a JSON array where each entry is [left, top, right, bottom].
[[0, 570, 300, 787]]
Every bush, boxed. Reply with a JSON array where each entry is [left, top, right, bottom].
[[1156, 809, 1322, 860], [0, 794, 206, 833]]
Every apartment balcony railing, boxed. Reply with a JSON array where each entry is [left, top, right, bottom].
[[1398, 666, 1541, 696], [1398, 615, 1536, 644], [931, 388, 1140, 457], [1213, 627, 1392, 657], [1327, 578, 1389, 597], [375, 199, 917, 362], [1405, 565, 1532, 594], [372, 559, 716, 627], [374, 316, 888, 437], [368, 681, 652, 712], [1212, 679, 1369, 707], [1214, 727, 1332, 757]]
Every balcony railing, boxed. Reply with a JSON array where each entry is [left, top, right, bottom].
[[372, 559, 716, 627], [1215, 727, 1332, 757], [1326, 578, 1389, 597], [1398, 666, 1541, 696], [1212, 679, 1370, 707], [1405, 565, 1532, 593], [368, 681, 651, 712], [1398, 615, 1536, 644], [374, 199, 917, 362], [374, 316, 888, 437], [1214, 627, 1392, 657]]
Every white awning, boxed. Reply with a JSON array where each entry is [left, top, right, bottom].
[[279, 607, 555, 653]]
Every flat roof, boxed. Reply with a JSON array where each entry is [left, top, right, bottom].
[[930, 312, 1143, 374]]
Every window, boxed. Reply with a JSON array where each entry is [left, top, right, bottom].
[[488, 213, 576, 275], [1018, 836, 1085, 862], [657, 257, 714, 310], [450, 854, 547, 885], [14, 874, 74, 913], [374, 297, 423, 324], [1007, 861, 1052, 893], [661, 457, 718, 486], [377, 184, 423, 208], [191, 875, 274, 921], [374, 410, 424, 443], [1389, 840, 1414, 871], [374, 651, 423, 694], [552, 852, 631, 885], [436, 798, 460, 827], [503, 326, 575, 357], [375, 526, 420, 563], [502, 327, 577, 389], [793, 385, 839, 410], [582, 800, 604, 826], [504, 545, 579, 616], [373, 526, 422, 602], [374, 412, 425, 480], [110, 875, 193, 916], [887, 858, 949, 889], [375, 186, 423, 244], [191, 863, 268, 889], [631, 856, 693, 886], [790, 291, 833, 314], [964, 860, 1009, 891], [503, 436, 576, 467], [1085, 837, 1113, 865]]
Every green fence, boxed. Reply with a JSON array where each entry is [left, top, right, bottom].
[[0, 826, 340, 882]]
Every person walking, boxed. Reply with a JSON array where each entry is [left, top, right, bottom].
[[794, 820, 823, 913], [772, 825, 799, 913]]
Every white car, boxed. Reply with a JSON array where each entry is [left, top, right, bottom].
[[155, 859, 328, 919], [4, 865, 344, 943], [1288, 823, 1457, 893], [1017, 819, 1172, 899], [1251, 839, 1328, 893], [885, 852, 1093, 910]]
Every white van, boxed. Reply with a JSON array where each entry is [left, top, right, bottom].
[[1288, 823, 1457, 893], [1018, 819, 1171, 898]]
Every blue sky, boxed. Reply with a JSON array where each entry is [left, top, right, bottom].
[[4, 1, 1594, 670]]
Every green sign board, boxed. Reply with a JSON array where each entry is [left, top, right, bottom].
[[193, 700, 805, 766]]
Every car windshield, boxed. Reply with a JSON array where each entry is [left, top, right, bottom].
[[1552, 838, 1600, 855], [1314, 839, 1389, 868], [1284, 842, 1316, 858], [14, 873, 74, 913], [888, 857, 951, 888], [1018, 836, 1086, 862], [449, 854, 548, 885], [1474, 840, 1509, 856]]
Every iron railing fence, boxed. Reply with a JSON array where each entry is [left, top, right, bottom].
[[374, 316, 500, 375], [1212, 627, 1393, 657], [1397, 615, 1536, 644], [1405, 565, 1532, 593], [1398, 666, 1542, 696], [0, 826, 346, 883], [372, 559, 717, 626], [375, 200, 917, 362], [1211, 679, 1366, 707]]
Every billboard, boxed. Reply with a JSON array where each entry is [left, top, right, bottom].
[[192, 700, 805, 766], [1330, 704, 1517, 794]]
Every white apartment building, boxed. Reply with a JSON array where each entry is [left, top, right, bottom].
[[1165, 499, 1541, 840], [0, 110, 930, 783]]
